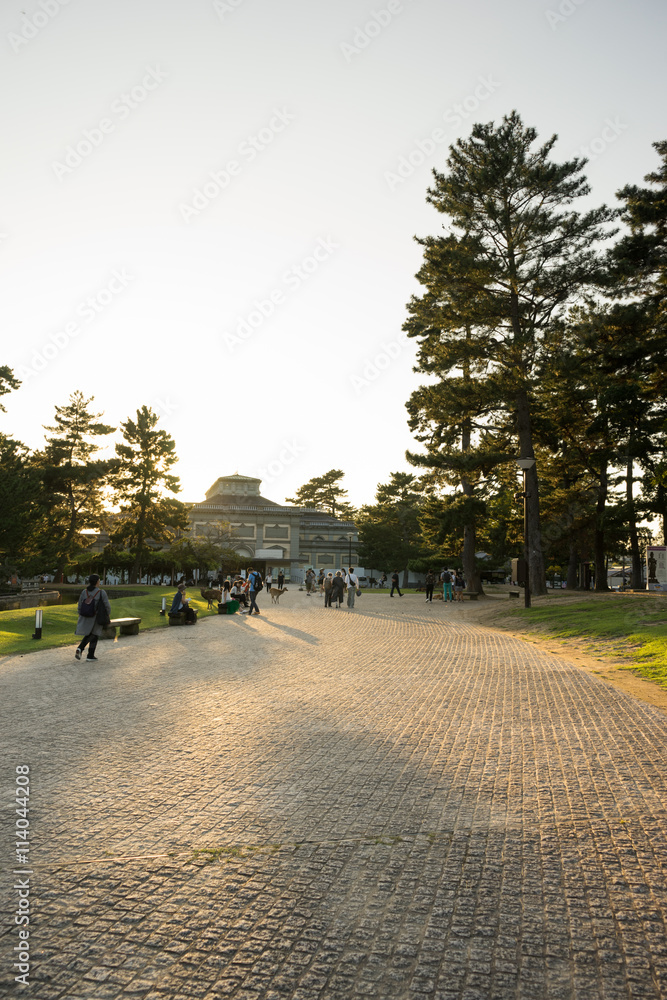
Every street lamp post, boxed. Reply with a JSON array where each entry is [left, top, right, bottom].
[[515, 458, 536, 609], [346, 532, 353, 567]]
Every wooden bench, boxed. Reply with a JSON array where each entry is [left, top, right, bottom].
[[21, 579, 41, 594], [101, 617, 141, 639], [509, 590, 520, 599]]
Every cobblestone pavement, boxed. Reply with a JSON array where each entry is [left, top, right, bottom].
[[1, 591, 667, 999]]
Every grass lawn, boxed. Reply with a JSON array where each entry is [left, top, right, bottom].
[[509, 594, 667, 689], [0, 587, 219, 658]]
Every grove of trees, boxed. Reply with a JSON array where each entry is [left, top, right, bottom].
[[0, 387, 235, 585], [397, 115, 667, 594]]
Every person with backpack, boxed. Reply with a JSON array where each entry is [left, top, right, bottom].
[[74, 574, 111, 661], [441, 568, 454, 602], [247, 567, 263, 615], [390, 570, 402, 597], [425, 570, 435, 602]]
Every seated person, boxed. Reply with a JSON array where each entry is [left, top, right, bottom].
[[230, 579, 248, 607], [218, 580, 240, 614], [170, 583, 197, 623]]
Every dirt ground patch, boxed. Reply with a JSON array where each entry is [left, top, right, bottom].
[[457, 592, 667, 716]]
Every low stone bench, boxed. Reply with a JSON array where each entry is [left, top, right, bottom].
[[462, 591, 479, 601], [168, 611, 198, 626], [509, 591, 520, 599], [101, 617, 141, 639]]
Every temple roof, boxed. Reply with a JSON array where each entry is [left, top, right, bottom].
[[205, 474, 262, 500]]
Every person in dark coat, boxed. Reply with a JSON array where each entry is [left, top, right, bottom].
[[330, 571, 345, 608], [74, 574, 111, 661]]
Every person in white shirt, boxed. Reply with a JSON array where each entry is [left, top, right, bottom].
[[264, 571, 273, 592], [345, 566, 360, 609]]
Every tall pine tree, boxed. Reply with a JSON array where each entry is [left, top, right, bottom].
[[36, 392, 115, 580], [407, 111, 615, 595], [111, 406, 189, 584]]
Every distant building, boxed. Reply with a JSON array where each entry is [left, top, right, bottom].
[[188, 474, 358, 581]]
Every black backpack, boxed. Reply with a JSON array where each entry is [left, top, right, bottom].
[[80, 590, 98, 617], [251, 572, 262, 590]]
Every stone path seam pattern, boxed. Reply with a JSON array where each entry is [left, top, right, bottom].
[[1, 593, 666, 999]]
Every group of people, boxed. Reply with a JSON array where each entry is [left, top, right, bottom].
[[303, 567, 361, 609], [74, 560, 469, 664], [211, 568, 287, 615], [423, 568, 466, 602]]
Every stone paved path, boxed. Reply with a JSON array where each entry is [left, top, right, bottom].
[[1, 591, 667, 999]]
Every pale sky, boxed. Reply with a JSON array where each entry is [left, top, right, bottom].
[[1, 0, 665, 507]]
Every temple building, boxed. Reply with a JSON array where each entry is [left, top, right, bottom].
[[187, 474, 358, 581]]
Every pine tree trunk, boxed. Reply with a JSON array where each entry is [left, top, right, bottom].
[[594, 463, 609, 591], [626, 455, 642, 587], [515, 389, 547, 596], [462, 524, 482, 594], [566, 540, 578, 589], [460, 412, 484, 594], [657, 480, 667, 544]]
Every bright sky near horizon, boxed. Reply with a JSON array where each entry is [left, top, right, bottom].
[[1, 0, 665, 507]]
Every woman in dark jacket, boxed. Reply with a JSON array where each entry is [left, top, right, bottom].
[[74, 574, 111, 662], [330, 571, 345, 609]]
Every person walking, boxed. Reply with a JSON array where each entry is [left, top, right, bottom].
[[277, 570, 285, 590], [323, 572, 333, 607], [331, 570, 345, 608], [425, 570, 435, 602], [390, 570, 402, 597], [346, 567, 360, 609], [264, 570, 273, 593], [441, 568, 454, 602], [247, 567, 262, 615], [74, 574, 111, 661]]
